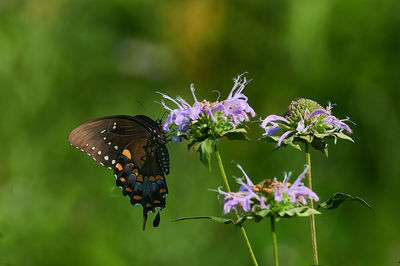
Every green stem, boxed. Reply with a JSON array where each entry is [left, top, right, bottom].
[[305, 143, 319, 265], [270, 217, 279, 266], [215, 148, 259, 266]]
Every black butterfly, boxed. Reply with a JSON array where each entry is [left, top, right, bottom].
[[68, 115, 170, 230]]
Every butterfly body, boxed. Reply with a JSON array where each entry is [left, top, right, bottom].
[[68, 115, 169, 230]]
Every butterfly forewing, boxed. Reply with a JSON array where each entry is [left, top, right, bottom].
[[68, 116, 151, 168]]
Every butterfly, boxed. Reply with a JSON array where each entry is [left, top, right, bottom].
[[68, 115, 170, 230]]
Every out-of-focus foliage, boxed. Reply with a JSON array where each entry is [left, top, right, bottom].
[[0, 0, 399, 265]]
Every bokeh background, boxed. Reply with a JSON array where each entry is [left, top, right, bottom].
[[1, 0, 399, 265]]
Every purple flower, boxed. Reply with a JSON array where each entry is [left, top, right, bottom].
[[159, 84, 206, 133], [216, 164, 267, 214], [260, 98, 353, 148], [159, 74, 255, 140], [323, 115, 352, 133], [274, 167, 319, 205], [213, 74, 256, 125], [215, 165, 319, 217]]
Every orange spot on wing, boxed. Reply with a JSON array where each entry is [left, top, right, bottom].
[[136, 175, 143, 182], [125, 187, 132, 193], [155, 175, 164, 180], [127, 163, 134, 167], [120, 178, 126, 183], [154, 200, 161, 204], [159, 188, 167, 193], [122, 149, 131, 160], [146, 203, 151, 207], [133, 195, 142, 201], [132, 169, 139, 175], [116, 163, 123, 171], [149, 177, 155, 182]]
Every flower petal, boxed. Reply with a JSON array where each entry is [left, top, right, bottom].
[[310, 109, 330, 118], [262, 123, 281, 136], [261, 115, 289, 128], [277, 130, 292, 146]]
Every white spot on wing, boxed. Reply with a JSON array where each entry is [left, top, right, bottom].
[[100, 129, 106, 134], [104, 156, 109, 161], [103, 137, 106, 140], [85, 143, 89, 147], [108, 142, 111, 145], [98, 151, 101, 155], [114, 145, 118, 150], [111, 160, 116, 164], [92, 147, 95, 150]]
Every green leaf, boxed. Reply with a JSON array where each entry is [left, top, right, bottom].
[[298, 134, 313, 143], [284, 136, 302, 151], [174, 216, 235, 224], [317, 192, 372, 210], [278, 206, 320, 217], [187, 140, 200, 152], [199, 139, 216, 170], [254, 209, 272, 218], [314, 133, 331, 138], [222, 128, 251, 141], [237, 206, 319, 226], [263, 135, 281, 143], [236, 215, 255, 226], [263, 135, 301, 151], [222, 127, 247, 134], [334, 132, 354, 143], [310, 137, 329, 157]]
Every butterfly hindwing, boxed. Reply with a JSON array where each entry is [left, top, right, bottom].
[[114, 138, 168, 230], [68, 115, 169, 230]]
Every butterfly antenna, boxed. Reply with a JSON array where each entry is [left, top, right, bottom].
[[160, 111, 168, 121], [136, 100, 148, 113]]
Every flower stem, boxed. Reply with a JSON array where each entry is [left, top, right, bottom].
[[215, 148, 259, 266], [270, 216, 279, 266], [305, 143, 319, 265]]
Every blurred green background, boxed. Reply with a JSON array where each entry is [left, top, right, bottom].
[[1, 0, 399, 265]]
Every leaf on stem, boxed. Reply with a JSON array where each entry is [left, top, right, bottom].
[[263, 135, 301, 151], [175, 206, 321, 228], [334, 132, 354, 143], [317, 192, 372, 210], [310, 137, 329, 157], [174, 216, 235, 224], [188, 138, 216, 170], [199, 138, 215, 170], [221, 127, 251, 141], [278, 206, 320, 217]]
